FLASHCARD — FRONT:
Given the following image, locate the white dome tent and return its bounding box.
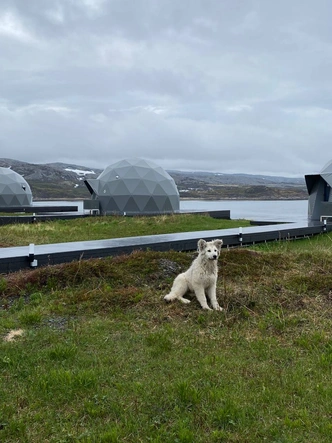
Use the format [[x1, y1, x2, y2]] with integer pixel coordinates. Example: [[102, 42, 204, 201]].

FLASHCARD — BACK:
[[0, 167, 33, 207], [84, 158, 180, 215]]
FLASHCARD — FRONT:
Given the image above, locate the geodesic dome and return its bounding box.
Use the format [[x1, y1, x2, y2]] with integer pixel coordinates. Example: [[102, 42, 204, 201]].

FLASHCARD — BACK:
[[84, 158, 180, 215], [0, 167, 33, 207]]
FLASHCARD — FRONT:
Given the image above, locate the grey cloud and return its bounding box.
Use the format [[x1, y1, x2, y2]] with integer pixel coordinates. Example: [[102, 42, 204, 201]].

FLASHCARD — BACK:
[[1, 0, 332, 176]]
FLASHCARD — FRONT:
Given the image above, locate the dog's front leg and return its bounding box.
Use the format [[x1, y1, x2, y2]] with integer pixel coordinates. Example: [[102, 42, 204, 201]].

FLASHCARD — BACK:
[[194, 287, 212, 310], [207, 285, 223, 311]]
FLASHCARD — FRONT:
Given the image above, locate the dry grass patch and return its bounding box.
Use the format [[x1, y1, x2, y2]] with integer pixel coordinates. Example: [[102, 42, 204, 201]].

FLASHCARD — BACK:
[[3, 329, 24, 342]]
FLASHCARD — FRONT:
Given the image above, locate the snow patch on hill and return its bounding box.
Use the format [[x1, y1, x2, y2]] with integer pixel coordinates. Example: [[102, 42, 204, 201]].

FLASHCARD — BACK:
[[65, 168, 96, 176]]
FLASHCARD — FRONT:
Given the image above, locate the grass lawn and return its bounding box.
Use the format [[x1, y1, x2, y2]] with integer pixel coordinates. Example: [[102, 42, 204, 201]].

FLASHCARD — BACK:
[[1, 220, 332, 442], [0, 214, 250, 247]]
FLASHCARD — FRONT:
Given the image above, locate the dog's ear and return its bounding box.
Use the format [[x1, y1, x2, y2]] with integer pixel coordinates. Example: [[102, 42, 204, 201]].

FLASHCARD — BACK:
[[198, 239, 207, 251], [213, 239, 223, 250]]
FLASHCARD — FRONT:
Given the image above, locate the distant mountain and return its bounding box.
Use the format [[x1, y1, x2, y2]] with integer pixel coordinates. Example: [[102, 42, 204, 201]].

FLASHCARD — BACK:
[[44, 162, 103, 177], [0, 158, 101, 199], [168, 170, 307, 200], [0, 158, 308, 200], [0, 158, 101, 181], [168, 170, 305, 187]]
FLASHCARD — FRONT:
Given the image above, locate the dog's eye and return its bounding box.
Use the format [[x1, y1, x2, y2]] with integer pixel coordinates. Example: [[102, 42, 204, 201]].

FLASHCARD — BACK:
[[207, 249, 211, 252]]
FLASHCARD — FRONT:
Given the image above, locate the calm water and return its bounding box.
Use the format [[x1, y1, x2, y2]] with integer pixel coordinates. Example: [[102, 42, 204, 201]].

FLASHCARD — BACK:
[[180, 200, 308, 222], [33, 199, 308, 222]]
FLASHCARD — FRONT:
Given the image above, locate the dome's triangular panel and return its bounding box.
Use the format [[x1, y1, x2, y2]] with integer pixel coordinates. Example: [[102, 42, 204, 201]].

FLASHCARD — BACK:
[[142, 196, 160, 213], [131, 180, 153, 195], [123, 196, 141, 214]]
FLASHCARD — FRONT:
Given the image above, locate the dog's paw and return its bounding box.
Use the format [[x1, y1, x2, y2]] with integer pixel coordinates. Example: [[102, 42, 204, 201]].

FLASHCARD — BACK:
[[164, 294, 173, 302], [179, 297, 191, 304], [213, 305, 223, 311]]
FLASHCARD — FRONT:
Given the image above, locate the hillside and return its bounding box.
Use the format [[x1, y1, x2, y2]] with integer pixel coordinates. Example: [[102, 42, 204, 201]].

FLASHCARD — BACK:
[[0, 158, 101, 199], [167, 170, 307, 200], [1, 235, 332, 442], [0, 158, 307, 200]]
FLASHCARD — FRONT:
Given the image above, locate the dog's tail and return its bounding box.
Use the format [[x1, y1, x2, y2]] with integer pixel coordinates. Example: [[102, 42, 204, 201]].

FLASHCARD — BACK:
[[164, 274, 191, 304], [164, 292, 191, 304]]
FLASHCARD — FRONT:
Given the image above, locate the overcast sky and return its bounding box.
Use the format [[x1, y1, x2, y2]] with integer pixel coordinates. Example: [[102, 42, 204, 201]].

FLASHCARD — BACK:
[[1, 0, 332, 176]]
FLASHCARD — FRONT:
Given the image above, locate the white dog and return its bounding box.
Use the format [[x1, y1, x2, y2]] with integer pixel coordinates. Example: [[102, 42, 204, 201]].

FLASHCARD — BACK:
[[164, 238, 223, 311]]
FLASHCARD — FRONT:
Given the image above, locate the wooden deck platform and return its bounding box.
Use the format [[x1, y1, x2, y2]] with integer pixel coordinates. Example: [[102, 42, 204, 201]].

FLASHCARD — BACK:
[[0, 221, 329, 274]]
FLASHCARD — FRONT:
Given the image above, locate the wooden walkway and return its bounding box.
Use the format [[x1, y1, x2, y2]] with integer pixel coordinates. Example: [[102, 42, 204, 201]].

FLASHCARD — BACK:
[[0, 221, 329, 274]]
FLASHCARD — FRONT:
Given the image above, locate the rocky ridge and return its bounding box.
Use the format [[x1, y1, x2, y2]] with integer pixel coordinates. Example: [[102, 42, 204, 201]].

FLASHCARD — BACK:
[[0, 158, 308, 200]]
